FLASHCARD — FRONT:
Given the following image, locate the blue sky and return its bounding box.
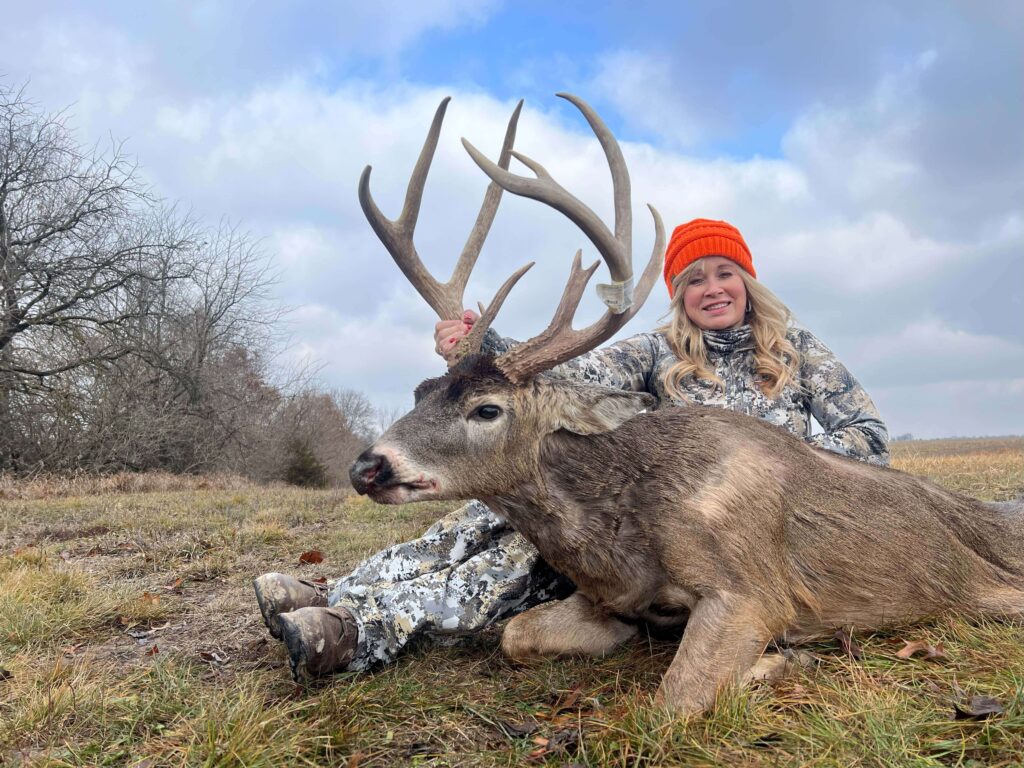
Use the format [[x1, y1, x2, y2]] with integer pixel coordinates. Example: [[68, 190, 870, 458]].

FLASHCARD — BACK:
[[2, 0, 1022, 438]]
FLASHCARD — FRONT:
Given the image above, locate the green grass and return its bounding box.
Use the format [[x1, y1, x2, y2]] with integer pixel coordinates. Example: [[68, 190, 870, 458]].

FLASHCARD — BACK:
[[1, 441, 1022, 766]]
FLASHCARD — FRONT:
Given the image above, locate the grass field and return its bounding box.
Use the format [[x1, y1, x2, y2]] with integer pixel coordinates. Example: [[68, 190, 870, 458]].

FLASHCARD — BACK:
[[1, 438, 1023, 766]]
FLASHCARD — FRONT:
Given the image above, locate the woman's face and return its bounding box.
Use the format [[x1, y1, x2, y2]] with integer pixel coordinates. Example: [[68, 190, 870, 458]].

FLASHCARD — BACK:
[[679, 256, 748, 330]]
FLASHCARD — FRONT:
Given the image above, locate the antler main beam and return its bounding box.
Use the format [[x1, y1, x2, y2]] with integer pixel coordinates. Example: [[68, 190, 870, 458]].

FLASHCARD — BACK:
[[461, 93, 666, 383], [358, 98, 524, 321]]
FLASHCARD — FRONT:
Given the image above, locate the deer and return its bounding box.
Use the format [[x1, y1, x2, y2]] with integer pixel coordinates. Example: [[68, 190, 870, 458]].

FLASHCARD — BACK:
[[349, 93, 1024, 717]]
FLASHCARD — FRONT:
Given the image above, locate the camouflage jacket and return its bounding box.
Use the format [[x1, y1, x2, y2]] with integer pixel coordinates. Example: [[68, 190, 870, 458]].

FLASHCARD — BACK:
[[486, 325, 890, 466]]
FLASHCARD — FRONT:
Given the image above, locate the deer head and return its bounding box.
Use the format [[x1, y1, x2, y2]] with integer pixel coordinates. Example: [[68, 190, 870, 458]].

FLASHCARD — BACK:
[[351, 94, 664, 504]]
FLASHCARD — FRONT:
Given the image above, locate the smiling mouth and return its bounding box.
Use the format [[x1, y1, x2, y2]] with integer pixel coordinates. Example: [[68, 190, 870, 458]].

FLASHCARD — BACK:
[[702, 301, 731, 312]]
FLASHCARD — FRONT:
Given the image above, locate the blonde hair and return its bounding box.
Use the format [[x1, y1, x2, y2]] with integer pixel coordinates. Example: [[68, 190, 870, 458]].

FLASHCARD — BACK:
[[657, 259, 800, 401]]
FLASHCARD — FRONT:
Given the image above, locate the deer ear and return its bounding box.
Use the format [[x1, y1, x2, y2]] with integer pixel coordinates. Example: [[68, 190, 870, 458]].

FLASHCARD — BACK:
[[553, 384, 656, 436]]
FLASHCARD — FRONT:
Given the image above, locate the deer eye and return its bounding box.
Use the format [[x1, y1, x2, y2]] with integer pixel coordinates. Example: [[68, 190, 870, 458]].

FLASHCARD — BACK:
[[473, 404, 503, 420]]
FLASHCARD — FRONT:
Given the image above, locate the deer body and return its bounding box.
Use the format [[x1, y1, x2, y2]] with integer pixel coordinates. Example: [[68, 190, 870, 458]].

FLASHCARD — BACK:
[[354, 358, 1024, 715], [490, 406, 1024, 637]]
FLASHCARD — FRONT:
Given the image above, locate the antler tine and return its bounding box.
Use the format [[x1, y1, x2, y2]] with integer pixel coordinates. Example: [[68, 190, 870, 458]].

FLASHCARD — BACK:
[[358, 98, 524, 321], [462, 141, 630, 284], [451, 100, 524, 301], [461, 96, 631, 284], [498, 204, 666, 383], [359, 98, 458, 319], [454, 261, 535, 361], [555, 92, 631, 263]]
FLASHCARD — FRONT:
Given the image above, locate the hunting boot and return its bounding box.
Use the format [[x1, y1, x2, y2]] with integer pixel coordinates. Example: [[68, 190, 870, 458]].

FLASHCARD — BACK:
[[278, 606, 359, 682], [252, 572, 329, 640]]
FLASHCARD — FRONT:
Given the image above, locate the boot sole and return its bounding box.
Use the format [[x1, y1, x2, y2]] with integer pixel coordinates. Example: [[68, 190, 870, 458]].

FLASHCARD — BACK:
[[279, 613, 310, 683], [252, 577, 284, 641]]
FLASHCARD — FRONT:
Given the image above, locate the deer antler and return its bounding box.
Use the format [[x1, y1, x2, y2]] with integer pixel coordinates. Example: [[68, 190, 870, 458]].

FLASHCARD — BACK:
[[461, 93, 665, 383], [358, 98, 525, 324]]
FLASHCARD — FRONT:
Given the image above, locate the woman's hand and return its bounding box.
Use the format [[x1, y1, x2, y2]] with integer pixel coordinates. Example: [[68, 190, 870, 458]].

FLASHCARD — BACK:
[[434, 309, 480, 362]]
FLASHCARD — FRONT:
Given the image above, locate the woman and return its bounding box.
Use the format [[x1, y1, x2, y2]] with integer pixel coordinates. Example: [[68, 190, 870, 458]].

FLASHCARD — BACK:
[[255, 218, 889, 680]]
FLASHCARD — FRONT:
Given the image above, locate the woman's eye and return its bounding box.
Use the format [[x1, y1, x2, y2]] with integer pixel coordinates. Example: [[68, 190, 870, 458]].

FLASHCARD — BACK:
[[474, 405, 502, 420], [689, 277, 704, 286]]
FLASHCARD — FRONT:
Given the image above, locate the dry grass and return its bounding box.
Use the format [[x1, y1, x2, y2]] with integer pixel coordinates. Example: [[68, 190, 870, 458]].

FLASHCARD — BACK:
[[892, 436, 1024, 501], [1, 439, 1023, 766], [0, 471, 267, 501]]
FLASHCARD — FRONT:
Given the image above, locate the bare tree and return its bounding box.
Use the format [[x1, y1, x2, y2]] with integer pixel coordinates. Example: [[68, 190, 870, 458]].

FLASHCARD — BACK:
[[375, 404, 406, 436], [0, 83, 379, 481], [0, 83, 194, 469]]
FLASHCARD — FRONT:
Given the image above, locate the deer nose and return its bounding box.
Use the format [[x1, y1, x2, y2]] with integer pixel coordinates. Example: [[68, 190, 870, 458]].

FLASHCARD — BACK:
[[349, 449, 393, 494]]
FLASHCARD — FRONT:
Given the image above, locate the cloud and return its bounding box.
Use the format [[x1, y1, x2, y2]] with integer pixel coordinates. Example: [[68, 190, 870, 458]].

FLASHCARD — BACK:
[[1, 2, 1019, 436], [590, 51, 706, 148], [852, 318, 1024, 389], [874, 378, 1024, 439]]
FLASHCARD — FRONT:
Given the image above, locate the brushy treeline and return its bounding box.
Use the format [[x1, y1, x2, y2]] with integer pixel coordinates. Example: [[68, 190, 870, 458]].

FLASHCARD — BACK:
[[0, 83, 374, 486]]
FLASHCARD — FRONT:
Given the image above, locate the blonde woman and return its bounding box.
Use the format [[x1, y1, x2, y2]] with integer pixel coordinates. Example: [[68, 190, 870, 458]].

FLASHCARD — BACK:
[[256, 218, 889, 680]]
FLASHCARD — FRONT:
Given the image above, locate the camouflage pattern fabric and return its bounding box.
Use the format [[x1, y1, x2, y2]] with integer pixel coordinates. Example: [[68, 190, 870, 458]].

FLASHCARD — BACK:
[[522, 325, 891, 466], [328, 500, 572, 671], [327, 324, 888, 671]]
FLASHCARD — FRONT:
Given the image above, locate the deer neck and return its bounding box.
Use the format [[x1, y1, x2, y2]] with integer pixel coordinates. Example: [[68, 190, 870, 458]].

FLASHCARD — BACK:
[[480, 430, 639, 591]]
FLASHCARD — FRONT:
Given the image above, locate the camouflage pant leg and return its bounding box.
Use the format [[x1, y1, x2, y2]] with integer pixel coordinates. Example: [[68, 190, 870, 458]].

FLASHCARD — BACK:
[[327, 500, 510, 600], [328, 507, 572, 672]]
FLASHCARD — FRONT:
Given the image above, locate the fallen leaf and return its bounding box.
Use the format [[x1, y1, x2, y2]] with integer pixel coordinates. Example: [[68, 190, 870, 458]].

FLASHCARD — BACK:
[[954, 695, 1004, 720], [162, 578, 184, 592], [146, 644, 159, 656], [310, 576, 328, 584], [834, 628, 863, 660], [141, 591, 160, 606], [345, 751, 364, 768], [298, 550, 325, 564], [532, 736, 549, 747], [895, 639, 948, 661], [199, 650, 228, 665]]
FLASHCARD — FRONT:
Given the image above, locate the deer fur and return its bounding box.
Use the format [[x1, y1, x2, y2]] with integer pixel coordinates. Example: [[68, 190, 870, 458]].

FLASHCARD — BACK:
[[351, 354, 1024, 717]]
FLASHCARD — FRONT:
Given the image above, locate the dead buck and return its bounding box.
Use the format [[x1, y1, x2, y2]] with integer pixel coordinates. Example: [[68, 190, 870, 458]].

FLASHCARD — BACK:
[[350, 94, 1024, 716]]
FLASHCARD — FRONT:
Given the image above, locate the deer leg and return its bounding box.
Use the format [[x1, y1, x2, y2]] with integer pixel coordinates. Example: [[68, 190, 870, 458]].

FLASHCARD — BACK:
[[655, 593, 774, 717], [501, 591, 637, 659]]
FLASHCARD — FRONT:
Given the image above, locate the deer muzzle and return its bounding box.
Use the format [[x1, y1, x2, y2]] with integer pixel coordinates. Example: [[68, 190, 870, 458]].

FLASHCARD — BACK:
[[349, 449, 394, 495]]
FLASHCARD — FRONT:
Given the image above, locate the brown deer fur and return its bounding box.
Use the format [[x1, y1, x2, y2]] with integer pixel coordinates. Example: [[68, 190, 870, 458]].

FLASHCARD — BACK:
[[351, 354, 1024, 716]]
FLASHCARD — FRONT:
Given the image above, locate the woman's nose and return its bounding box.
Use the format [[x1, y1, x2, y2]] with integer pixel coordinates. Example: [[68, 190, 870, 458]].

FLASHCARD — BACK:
[[704, 280, 724, 295]]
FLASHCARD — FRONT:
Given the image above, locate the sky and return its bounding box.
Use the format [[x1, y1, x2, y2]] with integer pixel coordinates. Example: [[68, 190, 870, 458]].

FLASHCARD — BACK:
[[1, 0, 1021, 439]]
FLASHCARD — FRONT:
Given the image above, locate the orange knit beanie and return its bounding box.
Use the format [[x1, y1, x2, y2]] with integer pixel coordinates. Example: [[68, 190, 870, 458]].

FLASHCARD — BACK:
[[663, 218, 756, 296]]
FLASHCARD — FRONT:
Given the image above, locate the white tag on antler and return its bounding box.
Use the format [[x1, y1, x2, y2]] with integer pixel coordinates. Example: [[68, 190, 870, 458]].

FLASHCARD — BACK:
[[596, 276, 634, 314]]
